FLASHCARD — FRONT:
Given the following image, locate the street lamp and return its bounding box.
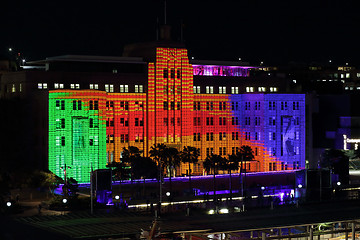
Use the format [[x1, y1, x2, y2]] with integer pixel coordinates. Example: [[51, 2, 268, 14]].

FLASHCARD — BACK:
[[60, 164, 71, 196], [6, 201, 12, 207]]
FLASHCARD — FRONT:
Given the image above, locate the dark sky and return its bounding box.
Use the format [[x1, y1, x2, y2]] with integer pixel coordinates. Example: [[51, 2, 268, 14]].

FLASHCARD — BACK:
[[1, 0, 359, 66]]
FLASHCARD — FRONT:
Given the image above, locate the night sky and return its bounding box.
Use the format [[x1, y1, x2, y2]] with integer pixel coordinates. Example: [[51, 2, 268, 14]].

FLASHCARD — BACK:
[[1, 0, 359, 66]]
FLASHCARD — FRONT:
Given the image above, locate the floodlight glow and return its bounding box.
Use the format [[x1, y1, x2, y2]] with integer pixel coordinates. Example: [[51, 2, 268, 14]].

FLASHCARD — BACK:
[[62, 198, 68, 204], [208, 209, 215, 215], [6, 202, 11, 207], [115, 195, 120, 200], [219, 208, 229, 214], [166, 192, 171, 197], [337, 182, 341, 186], [298, 184, 303, 188], [261, 186, 265, 190]]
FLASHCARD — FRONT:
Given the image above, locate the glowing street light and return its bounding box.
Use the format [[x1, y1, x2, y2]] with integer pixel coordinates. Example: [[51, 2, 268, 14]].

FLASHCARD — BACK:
[[6, 201, 12, 207], [337, 181, 341, 186], [62, 198, 68, 204], [166, 192, 171, 197], [8, 48, 12, 52], [298, 184, 303, 188]]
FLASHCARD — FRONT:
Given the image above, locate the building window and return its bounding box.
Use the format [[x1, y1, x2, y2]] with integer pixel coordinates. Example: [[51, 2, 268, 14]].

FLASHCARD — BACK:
[[206, 117, 214, 126], [232, 117, 239, 125], [219, 147, 226, 156], [120, 101, 129, 110], [258, 87, 266, 92], [255, 102, 260, 110], [193, 86, 201, 93], [245, 102, 250, 110], [254, 117, 260, 126], [269, 101, 276, 110], [193, 133, 201, 141], [269, 117, 275, 125], [219, 86, 226, 94], [206, 148, 214, 156], [246, 87, 254, 92], [135, 85, 143, 93], [270, 87, 278, 92], [38, 83, 47, 89], [193, 117, 201, 126], [219, 102, 226, 110], [56, 100, 65, 110], [163, 69, 168, 78], [206, 86, 214, 94], [293, 101, 300, 110], [194, 102, 201, 110], [61, 136, 65, 146], [245, 132, 250, 140], [232, 102, 239, 110], [206, 102, 214, 110], [269, 132, 276, 140], [72, 100, 82, 110], [232, 132, 239, 140], [219, 117, 226, 126], [163, 101, 168, 110], [231, 87, 239, 94], [245, 117, 250, 125], [90, 84, 99, 89], [281, 102, 288, 110]]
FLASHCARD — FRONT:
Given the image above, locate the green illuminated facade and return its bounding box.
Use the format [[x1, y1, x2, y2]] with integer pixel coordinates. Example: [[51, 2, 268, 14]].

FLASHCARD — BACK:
[[49, 90, 107, 182]]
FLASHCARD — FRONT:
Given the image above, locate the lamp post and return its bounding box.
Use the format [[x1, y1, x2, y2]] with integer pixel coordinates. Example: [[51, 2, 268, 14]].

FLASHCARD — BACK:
[[61, 164, 71, 197]]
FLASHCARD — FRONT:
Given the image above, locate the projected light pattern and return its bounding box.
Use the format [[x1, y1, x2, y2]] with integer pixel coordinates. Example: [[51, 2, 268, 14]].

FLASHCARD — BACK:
[[193, 65, 252, 77], [49, 47, 305, 182], [49, 90, 107, 182]]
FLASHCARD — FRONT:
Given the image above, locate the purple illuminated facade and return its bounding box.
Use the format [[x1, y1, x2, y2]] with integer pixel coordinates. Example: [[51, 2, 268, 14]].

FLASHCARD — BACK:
[[193, 65, 253, 77]]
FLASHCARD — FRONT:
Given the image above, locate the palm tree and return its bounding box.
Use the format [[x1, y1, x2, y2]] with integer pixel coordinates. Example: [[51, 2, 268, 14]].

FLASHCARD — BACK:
[[203, 154, 226, 201], [224, 154, 240, 200], [121, 146, 143, 183], [149, 143, 168, 203], [164, 147, 180, 193], [237, 145, 255, 197], [180, 146, 200, 193]]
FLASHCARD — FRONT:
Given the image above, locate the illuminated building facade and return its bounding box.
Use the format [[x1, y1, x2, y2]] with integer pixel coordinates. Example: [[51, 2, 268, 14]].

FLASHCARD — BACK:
[[47, 47, 305, 182]]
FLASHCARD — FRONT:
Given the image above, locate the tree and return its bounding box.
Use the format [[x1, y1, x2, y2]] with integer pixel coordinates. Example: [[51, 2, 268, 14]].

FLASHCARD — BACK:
[[223, 154, 240, 200], [107, 160, 128, 182], [26, 170, 63, 196], [121, 146, 143, 182], [149, 143, 168, 180], [180, 146, 200, 193], [62, 177, 79, 198], [203, 154, 226, 201], [149, 143, 168, 203], [164, 147, 180, 193], [131, 157, 158, 180], [237, 145, 255, 197]]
